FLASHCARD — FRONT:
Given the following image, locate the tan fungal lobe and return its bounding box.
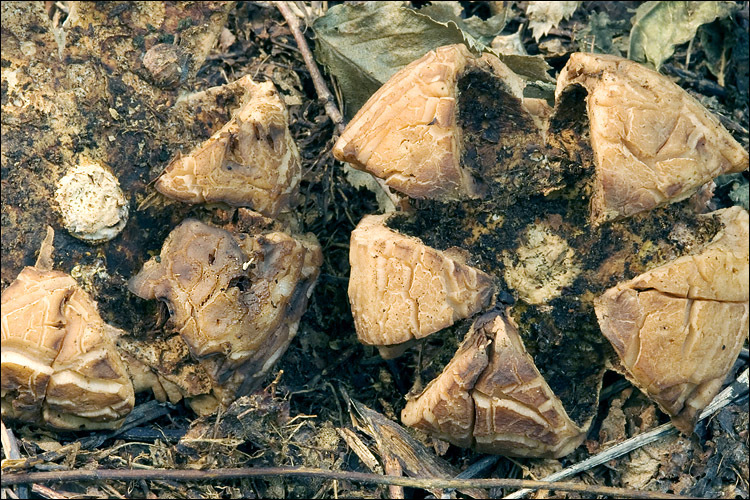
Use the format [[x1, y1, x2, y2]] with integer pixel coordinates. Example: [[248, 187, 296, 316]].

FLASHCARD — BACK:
[[333, 44, 525, 201], [556, 53, 749, 224], [348, 214, 495, 348], [128, 216, 322, 405], [156, 76, 301, 218], [1, 267, 134, 430], [402, 311, 588, 458], [595, 206, 749, 432]]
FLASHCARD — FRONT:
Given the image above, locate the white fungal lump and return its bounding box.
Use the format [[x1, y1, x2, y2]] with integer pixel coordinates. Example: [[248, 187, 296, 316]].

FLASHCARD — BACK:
[[54, 162, 129, 243]]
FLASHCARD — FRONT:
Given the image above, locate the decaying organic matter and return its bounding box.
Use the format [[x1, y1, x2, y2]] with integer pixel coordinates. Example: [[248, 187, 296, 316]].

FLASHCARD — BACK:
[[340, 46, 749, 457], [1, 229, 134, 430], [596, 206, 749, 433], [128, 212, 322, 408], [155, 75, 301, 218], [143, 43, 191, 89]]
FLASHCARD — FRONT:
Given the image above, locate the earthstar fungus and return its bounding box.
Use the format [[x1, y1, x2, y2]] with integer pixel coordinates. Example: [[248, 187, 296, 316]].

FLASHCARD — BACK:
[[339, 46, 749, 457]]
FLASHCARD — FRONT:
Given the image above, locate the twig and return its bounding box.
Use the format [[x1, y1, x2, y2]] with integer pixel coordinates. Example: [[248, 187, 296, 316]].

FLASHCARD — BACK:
[[30, 484, 73, 499], [1, 487, 19, 499], [504, 369, 749, 499], [273, 1, 402, 208], [274, 1, 345, 135], [0, 466, 696, 499], [441, 455, 501, 499], [1, 420, 29, 500]]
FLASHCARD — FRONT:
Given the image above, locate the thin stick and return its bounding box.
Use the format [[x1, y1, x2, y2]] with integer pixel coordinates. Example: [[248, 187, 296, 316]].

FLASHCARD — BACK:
[[273, 1, 402, 208], [1, 420, 29, 500], [504, 369, 749, 499], [31, 484, 73, 499], [0, 466, 696, 499], [274, 1, 345, 134]]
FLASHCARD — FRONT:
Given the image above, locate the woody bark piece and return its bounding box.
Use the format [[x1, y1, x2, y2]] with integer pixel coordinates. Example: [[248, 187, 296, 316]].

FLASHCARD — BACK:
[[556, 53, 749, 224], [333, 44, 526, 201], [155, 76, 301, 218], [129, 218, 322, 406], [595, 206, 749, 433], [348, 214, 495, 349], [402, 311, 589, 458]]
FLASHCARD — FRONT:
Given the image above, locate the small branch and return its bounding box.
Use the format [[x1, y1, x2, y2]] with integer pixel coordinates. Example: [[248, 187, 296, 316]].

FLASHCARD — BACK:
[[1, 420, 29, 499], [274, 1, 345, 135], [0, 466, 695, 499]]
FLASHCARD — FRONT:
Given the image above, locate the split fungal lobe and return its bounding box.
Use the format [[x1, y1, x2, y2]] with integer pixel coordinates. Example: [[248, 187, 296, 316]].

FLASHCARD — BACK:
[[155, 75, 301, 218], [595, 206, 749, 433], [340, 45, 749, 456], [348, 214, 495, 355], [334, 44, 527, 201], [402, 310, 589, 458], [557, 53, 749, 224], [128, 212, 322, 407], [1, 229, 134, 430]]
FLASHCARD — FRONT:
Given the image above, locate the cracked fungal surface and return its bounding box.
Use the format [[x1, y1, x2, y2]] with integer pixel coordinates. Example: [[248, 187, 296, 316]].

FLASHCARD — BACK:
[[596, 206, 749, 433], [557, 53, 748, 224], [128, 214, 322, 407], [333, 44, 526, 201], [1, 231, 134, 430], [402, 310, 590, 458], [155, 76, 301, 218], [348, 214, 495, 352], [336, 45, 749, 457]]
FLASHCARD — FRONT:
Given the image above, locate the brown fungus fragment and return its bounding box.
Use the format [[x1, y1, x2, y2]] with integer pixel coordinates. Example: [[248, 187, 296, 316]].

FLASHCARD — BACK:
[[155, 76, 301, 218], [128, 215, 322, 407], [1, 229, 134, 430], [556, 53, 749, 224], [348, 214, 495, 354], [333, 44, 527, 201], [402, 310, 590, 458], [595, 206, 749, 433]]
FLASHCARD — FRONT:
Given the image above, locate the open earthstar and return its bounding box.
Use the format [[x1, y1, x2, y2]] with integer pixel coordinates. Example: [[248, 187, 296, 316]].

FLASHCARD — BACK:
[[335, 45, 749, 457]]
